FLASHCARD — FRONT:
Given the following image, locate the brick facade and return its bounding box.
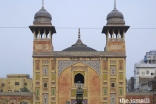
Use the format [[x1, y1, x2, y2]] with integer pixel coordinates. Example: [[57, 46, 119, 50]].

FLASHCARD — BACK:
[[0, 92, 33, 104]]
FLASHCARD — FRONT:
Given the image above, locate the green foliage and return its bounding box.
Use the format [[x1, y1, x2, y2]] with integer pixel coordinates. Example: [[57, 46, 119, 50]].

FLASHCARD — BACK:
[[20, 87, 29, 92]]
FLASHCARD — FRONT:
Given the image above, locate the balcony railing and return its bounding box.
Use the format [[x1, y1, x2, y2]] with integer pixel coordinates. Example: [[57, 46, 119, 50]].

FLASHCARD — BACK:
[[74, 83, 84, 87], [108, 38, 124, 41]]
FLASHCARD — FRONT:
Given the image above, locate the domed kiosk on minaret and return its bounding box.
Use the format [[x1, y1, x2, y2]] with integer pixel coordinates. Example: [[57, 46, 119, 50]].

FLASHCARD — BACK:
[[102, 0, 130, 51], [106, 8, 125, 25], [29, 1, 56, 52]]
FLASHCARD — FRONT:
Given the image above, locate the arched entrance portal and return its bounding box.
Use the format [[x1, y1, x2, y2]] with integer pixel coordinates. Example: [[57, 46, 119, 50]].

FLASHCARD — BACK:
[[74, 73, 84, 83]]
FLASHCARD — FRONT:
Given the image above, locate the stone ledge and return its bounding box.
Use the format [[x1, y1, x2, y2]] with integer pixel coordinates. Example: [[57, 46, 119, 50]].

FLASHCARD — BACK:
[[33, 51, 126, 57], [0, 92, 33, 96], [126, 92, 153, 95]]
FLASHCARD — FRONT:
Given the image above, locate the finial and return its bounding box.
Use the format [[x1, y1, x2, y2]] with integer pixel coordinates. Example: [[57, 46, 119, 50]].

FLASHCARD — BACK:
[[114, 0, 116, 10], [42, 0, 44, 8], [78, 28, 80, 39]]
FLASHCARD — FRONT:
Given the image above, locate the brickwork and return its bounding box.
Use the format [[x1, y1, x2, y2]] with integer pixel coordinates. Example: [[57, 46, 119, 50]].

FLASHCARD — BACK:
[[0, 92, 33, 104]]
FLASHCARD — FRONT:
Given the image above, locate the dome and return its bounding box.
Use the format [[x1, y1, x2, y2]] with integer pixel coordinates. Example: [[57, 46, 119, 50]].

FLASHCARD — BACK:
[[33, 7, 52, 25], [106, 9, 125, 25], [62, 39, 96, 51], [107, 9, 124, 20], [34, 7, 51, 19], [63, 29, 96, 51]]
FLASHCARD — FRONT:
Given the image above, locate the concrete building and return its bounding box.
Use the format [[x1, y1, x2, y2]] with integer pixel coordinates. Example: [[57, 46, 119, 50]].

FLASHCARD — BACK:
[[29, 1, 129, 104], [144, 50, 156, 64], [139, 81, 151, 91], [134, 50, 156, 90], [127, 77, 134, 92], [0, 74, 33, 92]]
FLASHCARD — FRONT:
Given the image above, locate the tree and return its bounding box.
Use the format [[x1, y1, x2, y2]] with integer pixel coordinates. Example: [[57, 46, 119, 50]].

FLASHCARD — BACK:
[[20, 87, 29, 92]]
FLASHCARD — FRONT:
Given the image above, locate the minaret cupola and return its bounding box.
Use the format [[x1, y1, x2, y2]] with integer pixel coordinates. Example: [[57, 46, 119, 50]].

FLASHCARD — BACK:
[[33, 4, 52, 25], [29, 0, 56, 53], [102, 0, 130, 52], [106, 9, 125, 25]]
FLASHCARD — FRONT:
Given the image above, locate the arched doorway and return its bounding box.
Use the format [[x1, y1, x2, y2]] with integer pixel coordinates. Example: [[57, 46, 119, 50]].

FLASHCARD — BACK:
[[74, 73, 84, 83]]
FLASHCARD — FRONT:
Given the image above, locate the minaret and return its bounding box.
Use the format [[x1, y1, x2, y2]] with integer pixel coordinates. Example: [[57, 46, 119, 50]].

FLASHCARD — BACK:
[[29, 0, 56, 53], [101, 0, 130, 103], [29, 1, 56, 104]]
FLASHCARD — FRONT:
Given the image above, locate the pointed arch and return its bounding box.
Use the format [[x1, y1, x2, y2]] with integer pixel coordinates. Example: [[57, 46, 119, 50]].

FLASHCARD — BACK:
[[74, 73, 84, 83], [43, 94, 48, 104], [58, 60, 100, 77]]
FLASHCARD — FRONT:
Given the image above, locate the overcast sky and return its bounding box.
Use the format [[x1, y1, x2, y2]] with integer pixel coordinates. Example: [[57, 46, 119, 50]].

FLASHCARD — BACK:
[[0, 0, 156, 79]]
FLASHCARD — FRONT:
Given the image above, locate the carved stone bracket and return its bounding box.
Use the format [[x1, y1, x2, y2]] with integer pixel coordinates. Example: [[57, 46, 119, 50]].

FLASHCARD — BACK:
[[58, 60, 100, 76], [42, 60, 49, 64]]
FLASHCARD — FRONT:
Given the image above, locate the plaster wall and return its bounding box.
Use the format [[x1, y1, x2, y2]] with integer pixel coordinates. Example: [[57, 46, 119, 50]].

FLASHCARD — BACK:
[[88, 67, 100, 104], [58, 66, 72, 104], [134, 67, 155, 89], [58, 62, 100, 104], [0, 76, 32, 92]]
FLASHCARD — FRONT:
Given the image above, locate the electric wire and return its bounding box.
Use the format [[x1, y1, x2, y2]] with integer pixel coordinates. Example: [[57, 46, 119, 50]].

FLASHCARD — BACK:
[[0, 27, 155, 29]]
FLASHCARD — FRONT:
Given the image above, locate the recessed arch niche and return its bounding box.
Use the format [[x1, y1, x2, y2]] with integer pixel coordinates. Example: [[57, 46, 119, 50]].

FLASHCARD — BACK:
[[74, 73, 84, 83]]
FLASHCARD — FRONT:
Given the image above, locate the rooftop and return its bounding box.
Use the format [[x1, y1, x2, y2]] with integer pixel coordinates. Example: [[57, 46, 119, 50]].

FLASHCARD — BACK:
[[6, 74, 30, 78]]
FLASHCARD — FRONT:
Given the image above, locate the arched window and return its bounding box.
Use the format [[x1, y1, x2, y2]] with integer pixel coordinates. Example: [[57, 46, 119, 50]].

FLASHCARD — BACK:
[[137, 71, 140, 75], [110, 66, 116, 76], [22, 102, 28, 104], [74, 73, 84, 83], [43, 94, 48, 104], [111, 94, 116, 104], [43, 66, 48, 75], [146, 70, 149, 74]]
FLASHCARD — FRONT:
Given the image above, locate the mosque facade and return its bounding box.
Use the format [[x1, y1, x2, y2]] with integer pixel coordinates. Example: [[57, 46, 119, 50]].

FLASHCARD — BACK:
[[29, 1, 129, 104]]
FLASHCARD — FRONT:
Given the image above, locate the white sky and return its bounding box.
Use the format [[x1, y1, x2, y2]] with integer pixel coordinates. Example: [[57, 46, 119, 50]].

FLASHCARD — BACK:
[[0, 0, 156, 80]]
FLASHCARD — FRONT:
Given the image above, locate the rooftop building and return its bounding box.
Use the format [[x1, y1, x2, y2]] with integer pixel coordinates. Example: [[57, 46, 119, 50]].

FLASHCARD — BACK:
[[144, 50, 156, 64], [134, 50, 156, 90], [0, 74, 33, 92]]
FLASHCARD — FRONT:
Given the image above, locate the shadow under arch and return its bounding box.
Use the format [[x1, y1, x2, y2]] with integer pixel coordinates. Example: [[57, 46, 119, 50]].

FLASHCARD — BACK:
[[74, 73, 84, 83]]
